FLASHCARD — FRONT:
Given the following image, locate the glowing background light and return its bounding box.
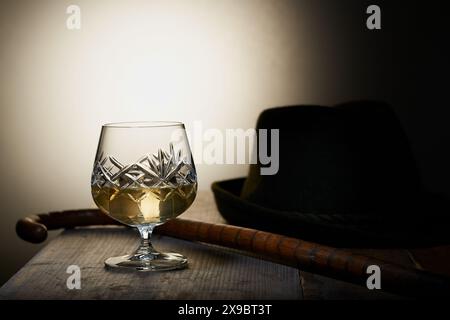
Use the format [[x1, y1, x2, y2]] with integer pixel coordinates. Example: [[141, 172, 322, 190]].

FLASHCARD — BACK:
[[0, 0, 393, 281], [0, 0, 315, 209]]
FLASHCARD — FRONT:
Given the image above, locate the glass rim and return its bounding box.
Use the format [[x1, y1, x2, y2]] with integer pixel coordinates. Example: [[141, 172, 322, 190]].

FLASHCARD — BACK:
[[102, 121, 184, 128]]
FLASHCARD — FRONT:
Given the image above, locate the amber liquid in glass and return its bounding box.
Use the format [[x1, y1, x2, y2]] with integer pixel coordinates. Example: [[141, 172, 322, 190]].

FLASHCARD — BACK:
[[92, 183, 197, 226]]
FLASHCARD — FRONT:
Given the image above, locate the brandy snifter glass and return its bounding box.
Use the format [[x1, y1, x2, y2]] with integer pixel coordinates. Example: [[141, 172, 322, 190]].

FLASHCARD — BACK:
[[91, 121, 197, 271]]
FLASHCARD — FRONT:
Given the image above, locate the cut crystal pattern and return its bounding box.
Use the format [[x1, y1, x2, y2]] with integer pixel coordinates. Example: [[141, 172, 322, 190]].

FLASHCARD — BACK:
[[91, 143, 197, 191]]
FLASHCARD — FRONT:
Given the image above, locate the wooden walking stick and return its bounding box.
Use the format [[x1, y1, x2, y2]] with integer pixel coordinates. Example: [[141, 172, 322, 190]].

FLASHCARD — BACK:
[[17, 209, 450, 298], [159, 218, 450, 298]]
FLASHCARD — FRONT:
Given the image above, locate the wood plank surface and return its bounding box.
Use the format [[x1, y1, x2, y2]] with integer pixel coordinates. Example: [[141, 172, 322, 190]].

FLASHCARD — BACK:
[[0, 227, 301, 300], [0, 191, 301, 300], [300, 249, 414, 300], [1, 190, 441, 300]]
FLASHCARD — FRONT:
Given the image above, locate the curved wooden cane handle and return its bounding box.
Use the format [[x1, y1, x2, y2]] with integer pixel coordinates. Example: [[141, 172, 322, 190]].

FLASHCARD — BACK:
[[16, 209, 120, 243], [15, 210, 450, 298]]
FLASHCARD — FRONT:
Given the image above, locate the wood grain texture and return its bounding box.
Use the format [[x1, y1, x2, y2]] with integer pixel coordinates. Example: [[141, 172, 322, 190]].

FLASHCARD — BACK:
[[0, 191, 301, 300], [300, 249, 415, 300], [179, 191, 227, 224], [2, 191, 442, 300], [0, 228, 301, 299], [156, 219, 450, 298]]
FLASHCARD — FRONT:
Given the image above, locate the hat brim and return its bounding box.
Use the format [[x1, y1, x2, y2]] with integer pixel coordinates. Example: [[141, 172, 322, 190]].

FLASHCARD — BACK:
[[211, 178, 450, 247]]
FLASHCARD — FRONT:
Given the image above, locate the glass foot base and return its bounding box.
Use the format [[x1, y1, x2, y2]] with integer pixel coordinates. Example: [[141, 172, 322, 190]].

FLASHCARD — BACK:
[[105, 252, 188, 271]]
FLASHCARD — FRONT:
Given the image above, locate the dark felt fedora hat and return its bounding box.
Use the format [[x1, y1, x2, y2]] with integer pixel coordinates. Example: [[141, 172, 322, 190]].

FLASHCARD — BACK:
[[212, 101, 450, 247]]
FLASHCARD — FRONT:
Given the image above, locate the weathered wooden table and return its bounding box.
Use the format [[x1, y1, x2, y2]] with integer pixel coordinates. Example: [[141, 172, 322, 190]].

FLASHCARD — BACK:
[[1, 191, 449, 299]]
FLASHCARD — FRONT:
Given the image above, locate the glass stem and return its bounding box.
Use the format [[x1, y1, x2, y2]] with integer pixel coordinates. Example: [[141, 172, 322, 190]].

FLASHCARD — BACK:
[[136, 224, 157, 257]]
